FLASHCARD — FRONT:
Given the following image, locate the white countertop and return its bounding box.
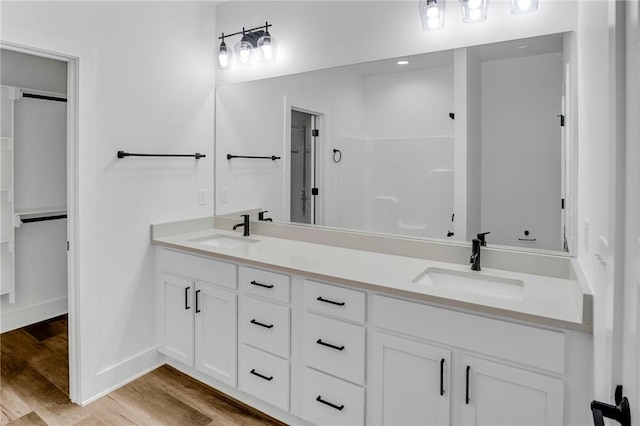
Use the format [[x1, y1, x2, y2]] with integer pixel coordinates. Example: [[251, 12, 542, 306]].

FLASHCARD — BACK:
[[152, 226, 591, 332]]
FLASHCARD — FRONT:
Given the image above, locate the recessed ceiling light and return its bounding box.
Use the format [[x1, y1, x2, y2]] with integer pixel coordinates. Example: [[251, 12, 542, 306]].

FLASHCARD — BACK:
[[517, 44, 529, 50], [397, 60, 410, 65]]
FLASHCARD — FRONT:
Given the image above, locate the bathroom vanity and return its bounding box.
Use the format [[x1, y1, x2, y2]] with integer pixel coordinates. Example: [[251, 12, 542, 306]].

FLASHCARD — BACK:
[[152, 218, 593, 426]]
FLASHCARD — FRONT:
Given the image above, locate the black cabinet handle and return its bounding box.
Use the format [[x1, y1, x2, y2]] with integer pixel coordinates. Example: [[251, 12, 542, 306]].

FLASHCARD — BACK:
[[250, 319, 274, 329], [440, 359, 445, 396], [317, 296, 345, 306], [250, 280, 274, 289], [465, 365, 471, 404], [195, 289, 201, 313], [185, 287, 190, 310], [250, 369, 273, 381], [316, 395, 344, 411], [316, 339, 345, 351]]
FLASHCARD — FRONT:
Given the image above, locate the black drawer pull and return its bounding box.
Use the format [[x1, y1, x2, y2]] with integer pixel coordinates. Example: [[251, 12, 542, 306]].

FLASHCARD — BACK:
[[316, 339, 345, 351], [440, 358, 445, 396], [316, 395, 344, 411], [250, 319, 274, 329], [317, 296, 345, 306], [251, 280, 274, 289], [185, 287, 190, 310], [195, 289, 201, 313], [250, 369, 273, 381], [465, 365, 471, 404]]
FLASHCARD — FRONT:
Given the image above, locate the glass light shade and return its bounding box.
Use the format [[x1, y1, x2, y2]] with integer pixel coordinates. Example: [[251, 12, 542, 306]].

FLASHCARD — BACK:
[[234, 38, 254, 66], [510, 0, 538, 14], [419, 0, 446, 31], [460, 0, 489, 23], [216, 41, 233, 69], [257, 32, 278, 63]]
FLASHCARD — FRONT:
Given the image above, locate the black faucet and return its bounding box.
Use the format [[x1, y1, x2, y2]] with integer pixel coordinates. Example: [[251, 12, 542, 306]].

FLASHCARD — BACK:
[[233, 214, 250, 236], [470, 232, 490, 271], [258, 211, 273, 222]]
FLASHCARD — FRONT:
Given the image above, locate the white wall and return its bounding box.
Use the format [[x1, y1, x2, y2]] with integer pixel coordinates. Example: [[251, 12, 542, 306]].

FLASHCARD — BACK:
[[1, 1, 215, 404], [481, 52, 563, 251]]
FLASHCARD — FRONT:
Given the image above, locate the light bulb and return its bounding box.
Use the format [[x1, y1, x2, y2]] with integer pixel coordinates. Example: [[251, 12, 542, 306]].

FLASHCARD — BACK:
[[426, 5, 440, 18], [219, 52, 229, 68], [239, 48, 250, 64], [262, 44, 273, 61], [517, 0, 531, 11], [468, 0, 482, 9], [427, 17, 441, 29]]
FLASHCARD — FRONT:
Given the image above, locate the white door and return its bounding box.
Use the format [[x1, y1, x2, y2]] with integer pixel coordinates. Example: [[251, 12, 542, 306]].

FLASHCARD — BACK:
[[194, 282, 237, 387], [461, 356, 563, 426], [371, 332, 451, 425], [158, 273, 194, 366]]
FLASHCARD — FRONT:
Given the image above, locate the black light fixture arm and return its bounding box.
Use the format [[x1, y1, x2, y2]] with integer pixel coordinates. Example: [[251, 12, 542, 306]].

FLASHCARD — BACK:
[[218, 22, 272, 40]]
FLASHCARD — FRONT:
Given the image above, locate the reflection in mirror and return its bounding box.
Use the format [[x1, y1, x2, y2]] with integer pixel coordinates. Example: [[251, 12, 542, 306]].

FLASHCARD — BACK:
[[215, 33, 573, 254]]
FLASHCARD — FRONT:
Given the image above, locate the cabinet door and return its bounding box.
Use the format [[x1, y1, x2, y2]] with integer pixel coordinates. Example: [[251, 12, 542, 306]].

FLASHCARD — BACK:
[[158, 273, 194, 366], [195, 283, 237, 387], [371, 332, 451, 425], [461, 356, 564, 426]]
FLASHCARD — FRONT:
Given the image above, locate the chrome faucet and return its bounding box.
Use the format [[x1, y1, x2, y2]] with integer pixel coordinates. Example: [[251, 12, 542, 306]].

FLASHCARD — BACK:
[[470, 232, 490, 271], [233, 214, 250, 236]]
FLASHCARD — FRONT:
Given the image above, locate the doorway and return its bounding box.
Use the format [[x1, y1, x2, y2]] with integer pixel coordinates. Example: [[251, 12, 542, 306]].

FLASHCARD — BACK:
[[290, 110, 318, 225], [0, 44, 78, 403]]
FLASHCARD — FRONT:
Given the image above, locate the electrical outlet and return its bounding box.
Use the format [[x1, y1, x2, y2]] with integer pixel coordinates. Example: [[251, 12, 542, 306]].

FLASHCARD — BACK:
[[198, 189, 206, 206], [584, 220, 589, 252]]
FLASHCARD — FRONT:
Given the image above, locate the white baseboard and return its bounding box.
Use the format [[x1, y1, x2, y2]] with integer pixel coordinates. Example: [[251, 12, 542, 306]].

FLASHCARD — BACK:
[[79, 347, 165, 406], [0, 296, 68, 333]]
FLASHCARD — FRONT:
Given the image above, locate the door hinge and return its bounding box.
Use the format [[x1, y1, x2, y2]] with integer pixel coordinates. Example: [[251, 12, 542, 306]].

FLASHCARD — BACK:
[[557, 114, 565, 127], [561, 198, 565, 210], [311, 129, 319, 137], [312, 188, 319, 196], [67, 241, 70, 251]]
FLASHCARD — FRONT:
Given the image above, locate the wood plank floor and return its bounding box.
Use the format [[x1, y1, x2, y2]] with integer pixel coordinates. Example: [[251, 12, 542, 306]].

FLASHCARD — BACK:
[[1, 316, 286, 425]]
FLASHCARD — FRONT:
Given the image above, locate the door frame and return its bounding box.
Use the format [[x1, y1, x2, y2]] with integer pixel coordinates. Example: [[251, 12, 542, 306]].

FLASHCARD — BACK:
[[283, 97, 327, 225], [1, 41, 81, 404]]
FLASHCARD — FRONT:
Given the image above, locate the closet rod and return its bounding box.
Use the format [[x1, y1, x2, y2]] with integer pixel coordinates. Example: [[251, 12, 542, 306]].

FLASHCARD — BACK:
[[227, 154, 281, 161], [21, 214, 67, 224], [22, 93, 67, 103], [117, 151, 206, 159]]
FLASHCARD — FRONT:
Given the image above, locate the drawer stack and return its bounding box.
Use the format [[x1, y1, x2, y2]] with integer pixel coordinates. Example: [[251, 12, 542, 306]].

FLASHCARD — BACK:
[[238, 266, 292, 411], [301, 280, 366, 426]]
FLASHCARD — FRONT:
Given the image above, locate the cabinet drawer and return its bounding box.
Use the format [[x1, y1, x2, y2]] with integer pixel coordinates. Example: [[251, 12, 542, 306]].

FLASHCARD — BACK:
[[158, 248, 237, 289], [240, 267, 290, 303], [303, 280, 366, 323], [238, 344, 290, 412], [302, 367, 365, 426], [303, 312, 365, 385], [239, 295, 290, 359], [373, 294, 566, 373]]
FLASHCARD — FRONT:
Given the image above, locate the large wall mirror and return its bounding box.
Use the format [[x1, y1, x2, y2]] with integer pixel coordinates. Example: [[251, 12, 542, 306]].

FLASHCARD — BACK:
[[215, 32, 575, 255]]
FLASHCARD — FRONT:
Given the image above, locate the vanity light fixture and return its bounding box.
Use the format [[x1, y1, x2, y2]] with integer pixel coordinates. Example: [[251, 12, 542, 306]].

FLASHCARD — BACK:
[[419, 0, 446, 31], [216, 22, 277, 69], [510, 0, 538, 14], [460, 0, 489, 23]]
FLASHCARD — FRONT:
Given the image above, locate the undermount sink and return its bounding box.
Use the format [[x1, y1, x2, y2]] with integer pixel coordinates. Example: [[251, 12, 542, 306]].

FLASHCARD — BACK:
[[413, 267, 525, 301], [189, 234, 259, 249]]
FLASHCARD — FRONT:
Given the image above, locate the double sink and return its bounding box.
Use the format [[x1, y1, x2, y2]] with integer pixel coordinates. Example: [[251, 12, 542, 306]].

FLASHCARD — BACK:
[[189, 234, 525, 302]]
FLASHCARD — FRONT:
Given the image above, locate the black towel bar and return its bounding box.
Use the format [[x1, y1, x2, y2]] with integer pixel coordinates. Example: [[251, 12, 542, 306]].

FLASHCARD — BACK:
[[117, 151, 205, 159], [227, 154, 280, 161]]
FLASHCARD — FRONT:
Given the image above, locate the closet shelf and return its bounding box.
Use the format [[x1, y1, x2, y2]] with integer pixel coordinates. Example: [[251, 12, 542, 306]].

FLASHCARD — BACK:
[[15, 208, 67, 227]]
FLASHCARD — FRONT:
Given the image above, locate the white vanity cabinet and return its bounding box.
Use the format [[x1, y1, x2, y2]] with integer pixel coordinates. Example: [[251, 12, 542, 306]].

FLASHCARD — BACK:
[[301, 280, 367, 426], [237, 266, 292, 412], [156, 248, 238, 387], [371, 332, 452, 425], [371, 294, 566, 426]]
